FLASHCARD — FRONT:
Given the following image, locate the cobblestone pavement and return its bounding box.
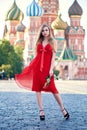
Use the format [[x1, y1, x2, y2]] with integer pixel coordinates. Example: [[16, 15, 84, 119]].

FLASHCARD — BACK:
[[0, 80, 87, 130]]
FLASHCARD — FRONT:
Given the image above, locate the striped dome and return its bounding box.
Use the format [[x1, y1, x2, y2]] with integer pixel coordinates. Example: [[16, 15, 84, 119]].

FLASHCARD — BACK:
[[17, 22, 26, 32], [5, 0, 24, 21], [26, 0, 42, 16], [51, 14, 68, 30], [68, 0, 83, 16]]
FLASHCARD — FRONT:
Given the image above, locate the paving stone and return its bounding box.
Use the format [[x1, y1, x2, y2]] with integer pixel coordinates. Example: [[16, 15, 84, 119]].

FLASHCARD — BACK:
[[0, 92, 87, 130]]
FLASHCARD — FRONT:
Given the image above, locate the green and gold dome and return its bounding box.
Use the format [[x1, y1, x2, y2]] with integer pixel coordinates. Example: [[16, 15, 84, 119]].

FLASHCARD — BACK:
[[5, 0, 24, 21], [51, 14, 68, 30]]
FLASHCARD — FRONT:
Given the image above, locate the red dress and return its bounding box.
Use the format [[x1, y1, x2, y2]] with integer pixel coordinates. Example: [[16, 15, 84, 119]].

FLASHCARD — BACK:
[[15, 43, 59, 93]]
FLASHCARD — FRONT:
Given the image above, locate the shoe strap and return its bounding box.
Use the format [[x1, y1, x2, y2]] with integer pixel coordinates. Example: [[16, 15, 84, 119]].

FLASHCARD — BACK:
[[40, 110, 44, 112], [62, 108, 65, 112]]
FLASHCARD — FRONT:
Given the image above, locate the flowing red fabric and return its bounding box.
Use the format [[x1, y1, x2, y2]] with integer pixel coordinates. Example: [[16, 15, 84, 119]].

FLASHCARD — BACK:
[[15, 43, 59, 93]]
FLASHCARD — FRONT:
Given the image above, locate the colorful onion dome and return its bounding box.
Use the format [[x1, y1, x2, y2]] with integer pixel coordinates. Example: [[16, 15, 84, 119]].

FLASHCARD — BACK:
[[5, 0, 24, 21], [51, 14, 68, 30], [17, 22, 26, 32], [68, 0, 83, 16], [26, 0, 42, 16]]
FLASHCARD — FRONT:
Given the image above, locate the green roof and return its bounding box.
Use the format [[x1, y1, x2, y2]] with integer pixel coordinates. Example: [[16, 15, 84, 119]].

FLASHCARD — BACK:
[[58, 45, 77, 61], [54, 38, 65, 41], [56, 52, 61, 57]]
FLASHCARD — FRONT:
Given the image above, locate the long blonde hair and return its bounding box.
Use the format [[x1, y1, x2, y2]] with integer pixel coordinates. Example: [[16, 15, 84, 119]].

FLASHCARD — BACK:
[[35, 23, 56, 52]]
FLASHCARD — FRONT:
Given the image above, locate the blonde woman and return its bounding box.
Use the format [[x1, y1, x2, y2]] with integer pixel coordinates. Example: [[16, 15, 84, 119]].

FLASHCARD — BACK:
[[15, 23, 69, 120]]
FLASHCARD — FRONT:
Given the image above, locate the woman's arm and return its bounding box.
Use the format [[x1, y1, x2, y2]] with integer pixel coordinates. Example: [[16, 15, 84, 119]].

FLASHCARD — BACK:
[[49, 52, 56, 76], [49, 40, 57, 76], [33, 45, 37, 58]]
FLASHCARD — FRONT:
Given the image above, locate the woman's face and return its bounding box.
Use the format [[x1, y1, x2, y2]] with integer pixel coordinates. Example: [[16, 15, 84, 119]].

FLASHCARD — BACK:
[[41, 26, 50, 38]]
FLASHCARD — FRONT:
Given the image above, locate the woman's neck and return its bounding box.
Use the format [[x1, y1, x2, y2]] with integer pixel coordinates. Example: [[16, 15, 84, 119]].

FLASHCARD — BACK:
[[43, 38, 48, 42], [42, 39, 48, 47], [43, 39, 48, 43]]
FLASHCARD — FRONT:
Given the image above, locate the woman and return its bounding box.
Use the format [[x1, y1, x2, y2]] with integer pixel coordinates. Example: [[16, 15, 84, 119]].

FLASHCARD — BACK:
[[15, 23, 69, 120]]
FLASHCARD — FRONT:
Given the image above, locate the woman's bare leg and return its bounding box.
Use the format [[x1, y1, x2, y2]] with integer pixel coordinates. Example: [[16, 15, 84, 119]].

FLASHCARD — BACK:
[[53, 93, 68, 116], [36, 92, 45, 120], [36, 92, 43, 110]]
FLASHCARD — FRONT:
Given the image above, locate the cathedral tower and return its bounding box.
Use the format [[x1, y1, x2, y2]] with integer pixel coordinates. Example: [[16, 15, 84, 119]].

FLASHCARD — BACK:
[[51, 14, 68, 57], [65, 0, 85, 57], [26, 0, 42, 50], [5, 0, 24, 45], [38, 0, 59, 26]]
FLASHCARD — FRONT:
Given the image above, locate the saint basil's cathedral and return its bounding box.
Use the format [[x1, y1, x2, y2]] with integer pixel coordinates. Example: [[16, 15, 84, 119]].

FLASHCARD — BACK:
[[3, 0, 87, 80]]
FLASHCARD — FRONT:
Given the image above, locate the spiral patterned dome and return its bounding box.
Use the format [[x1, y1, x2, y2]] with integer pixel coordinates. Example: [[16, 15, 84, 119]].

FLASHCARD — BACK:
[[51, 14, 68, 30], [68, 0, 83, 16], [5, 0, 24, 21], [17, 22, 26, 32], [26, 0, 42, 16]]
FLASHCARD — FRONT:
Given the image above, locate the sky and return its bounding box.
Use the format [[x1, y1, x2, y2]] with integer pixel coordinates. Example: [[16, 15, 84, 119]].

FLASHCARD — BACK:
[[0, 0, 87, 57]]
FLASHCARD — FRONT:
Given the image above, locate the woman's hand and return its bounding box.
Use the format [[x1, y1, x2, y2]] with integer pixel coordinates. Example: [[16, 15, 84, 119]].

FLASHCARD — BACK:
[[49, 69, 53, 77], [43, 75, 51, 88]]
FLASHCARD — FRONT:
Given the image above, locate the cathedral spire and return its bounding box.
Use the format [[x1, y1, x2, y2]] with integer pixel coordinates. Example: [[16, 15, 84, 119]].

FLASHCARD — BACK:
[[38, 0, 59, 15], [39, 0, 59, 26]]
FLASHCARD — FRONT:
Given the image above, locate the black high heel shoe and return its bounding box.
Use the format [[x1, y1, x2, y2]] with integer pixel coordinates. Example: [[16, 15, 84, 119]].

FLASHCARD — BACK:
[[39, 110, 45, 120], [62, 108, 70, 120]]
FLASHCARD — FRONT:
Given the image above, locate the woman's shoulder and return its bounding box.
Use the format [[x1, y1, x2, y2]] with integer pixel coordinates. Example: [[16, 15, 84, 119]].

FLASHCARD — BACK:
[[37, 43, 42, 46], [36, 43, 42, 47]]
